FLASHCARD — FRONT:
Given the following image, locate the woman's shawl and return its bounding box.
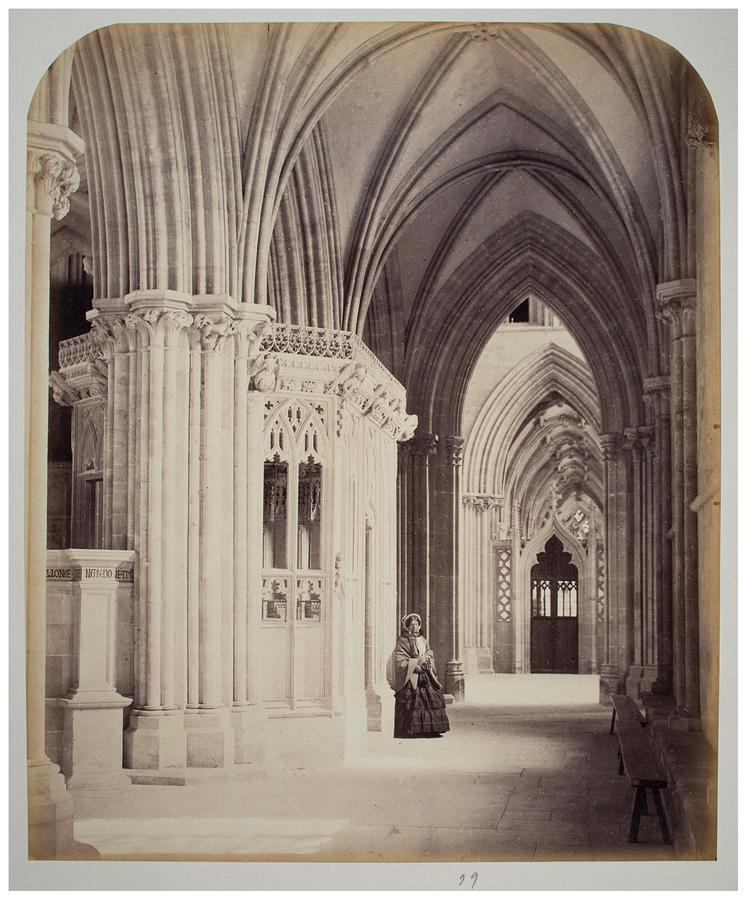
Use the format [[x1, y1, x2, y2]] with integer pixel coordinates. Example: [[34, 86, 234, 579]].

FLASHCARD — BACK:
[[391, 634, 436, 693]]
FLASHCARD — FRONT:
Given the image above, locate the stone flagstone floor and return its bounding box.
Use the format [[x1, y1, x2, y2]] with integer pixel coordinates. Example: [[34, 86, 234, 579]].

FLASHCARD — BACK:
[[71, 703, 678, 862]]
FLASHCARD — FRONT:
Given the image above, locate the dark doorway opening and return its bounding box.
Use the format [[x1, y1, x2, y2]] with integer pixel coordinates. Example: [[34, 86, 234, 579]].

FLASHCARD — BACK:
[[530, 535, 579, 673]]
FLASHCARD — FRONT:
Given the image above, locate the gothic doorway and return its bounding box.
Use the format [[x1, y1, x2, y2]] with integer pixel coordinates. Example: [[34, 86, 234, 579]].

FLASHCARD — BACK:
[[530, 535, 579, 673]]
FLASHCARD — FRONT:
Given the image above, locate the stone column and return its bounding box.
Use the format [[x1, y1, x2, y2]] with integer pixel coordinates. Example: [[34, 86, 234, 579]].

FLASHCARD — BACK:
[[232, 308, 274, 764], [461, 494, 501, 673], [443, 436, 466, 702], [656, 280, 700, 720], [623, 425, 656, 697], [57, 551, 134, 790], [460, 496, 478, 671], [182, 303, 238, 767], [599, 432, 628, 697], [396, 442, 414, 624], [411, 434, 438, 632], [26, 121, 83, 857], [122, 292, 193, 769], [510, 500, 526, 673], [643, 376, 673, 694], [587, 513, 599, 673], [88, 302, 132, 552]]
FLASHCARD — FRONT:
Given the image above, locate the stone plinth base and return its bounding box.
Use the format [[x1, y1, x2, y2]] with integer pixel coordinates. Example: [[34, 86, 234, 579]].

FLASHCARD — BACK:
[[444, 660, 465, 702], [184, 709, 235, 768], [667, 710, 703, 732], [232, 705, 268, 766], [625, 665, 659, 698], [365, 684, 394, 737], [60, 691, 132, 790], [124, 710, 187, 769], [27, 759, 75, 859], [462, 647, 494, 676], [599, 667, 622, 702]]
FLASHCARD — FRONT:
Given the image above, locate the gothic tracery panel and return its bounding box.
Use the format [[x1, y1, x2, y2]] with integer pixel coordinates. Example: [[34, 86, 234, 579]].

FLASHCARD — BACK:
[[496, 548, 512, 623]]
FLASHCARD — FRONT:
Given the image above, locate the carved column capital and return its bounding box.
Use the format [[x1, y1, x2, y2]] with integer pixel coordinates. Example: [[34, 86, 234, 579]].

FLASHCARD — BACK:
[[27, 146, 81, 220], [599, 431, 625, 462], [125, 307, 194, 350], [443, 435, 465, 467], [624, 425, 654, 453], [395, 414, 418, 443], [413, 433, 439, 460], [462, 493, 502, 511], [655, 279, 697, 337], [234, 310, 275, 359], [643, 375, 671, 419], [192, 313, 238, 352], [89, 315, 132, 360]]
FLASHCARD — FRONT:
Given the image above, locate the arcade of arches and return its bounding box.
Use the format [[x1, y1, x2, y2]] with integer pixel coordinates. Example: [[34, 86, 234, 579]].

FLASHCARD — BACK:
[[26, 21, 720, 859]]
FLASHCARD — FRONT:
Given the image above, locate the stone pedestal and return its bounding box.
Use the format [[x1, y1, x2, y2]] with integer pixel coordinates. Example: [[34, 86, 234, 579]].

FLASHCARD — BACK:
[[184, 710, 235, 768], [124, 712, 186, 769], [59, 699, 131, 790], [56, 551, 134, 788]]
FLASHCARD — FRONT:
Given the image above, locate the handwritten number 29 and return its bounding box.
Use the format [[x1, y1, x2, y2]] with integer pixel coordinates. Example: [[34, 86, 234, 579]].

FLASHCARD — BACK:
[[458, 872, 478, 890]]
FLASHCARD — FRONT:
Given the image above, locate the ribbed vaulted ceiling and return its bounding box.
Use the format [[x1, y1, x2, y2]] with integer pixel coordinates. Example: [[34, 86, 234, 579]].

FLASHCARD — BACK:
[[48, 21, 714, 435]]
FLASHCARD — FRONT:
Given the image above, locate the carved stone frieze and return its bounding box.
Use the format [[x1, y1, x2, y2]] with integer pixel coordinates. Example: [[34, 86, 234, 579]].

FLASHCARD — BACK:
[[326, 361, 367, 398]]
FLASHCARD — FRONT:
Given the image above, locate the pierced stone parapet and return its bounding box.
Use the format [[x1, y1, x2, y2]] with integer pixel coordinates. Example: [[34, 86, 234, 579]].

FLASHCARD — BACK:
[[57, 320, 416, 441], [260, 322, 405, 401], [59, 332, 97, 369]]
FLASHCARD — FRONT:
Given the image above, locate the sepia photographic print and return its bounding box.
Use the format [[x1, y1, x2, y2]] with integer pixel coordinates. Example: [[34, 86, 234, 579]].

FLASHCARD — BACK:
[[11, 8, 737, 892]]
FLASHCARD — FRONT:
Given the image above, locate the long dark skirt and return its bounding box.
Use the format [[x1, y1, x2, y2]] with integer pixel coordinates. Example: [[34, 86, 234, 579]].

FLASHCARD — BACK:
[[394, 675, 450, 738]]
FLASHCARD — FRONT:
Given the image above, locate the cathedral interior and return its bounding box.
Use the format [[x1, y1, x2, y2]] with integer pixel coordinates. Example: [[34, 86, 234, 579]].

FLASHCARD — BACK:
[[23, 19, 722, 868]]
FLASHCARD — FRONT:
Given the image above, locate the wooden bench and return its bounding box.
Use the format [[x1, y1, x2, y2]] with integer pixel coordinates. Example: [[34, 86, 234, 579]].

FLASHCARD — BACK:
[[615, 717, 672, 844], [609, 693, 646, 734]]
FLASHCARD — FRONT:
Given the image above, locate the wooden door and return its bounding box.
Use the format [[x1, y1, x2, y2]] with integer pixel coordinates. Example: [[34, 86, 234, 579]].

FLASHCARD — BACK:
[[530, 535, 579, 673]]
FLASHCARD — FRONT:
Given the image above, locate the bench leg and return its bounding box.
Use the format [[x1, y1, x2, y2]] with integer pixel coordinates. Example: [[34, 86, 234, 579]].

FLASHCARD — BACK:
[[627, 787, 646, 843], [610, 708, 616, 734], [651, 788, 673, 844]]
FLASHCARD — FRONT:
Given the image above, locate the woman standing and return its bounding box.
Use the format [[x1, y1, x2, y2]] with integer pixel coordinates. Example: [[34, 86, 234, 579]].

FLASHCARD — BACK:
[[391, 613, 450, 738]]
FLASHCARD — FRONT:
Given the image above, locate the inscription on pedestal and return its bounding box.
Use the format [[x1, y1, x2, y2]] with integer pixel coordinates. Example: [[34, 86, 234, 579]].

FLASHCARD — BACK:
[[46, 565, 134, 583]]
